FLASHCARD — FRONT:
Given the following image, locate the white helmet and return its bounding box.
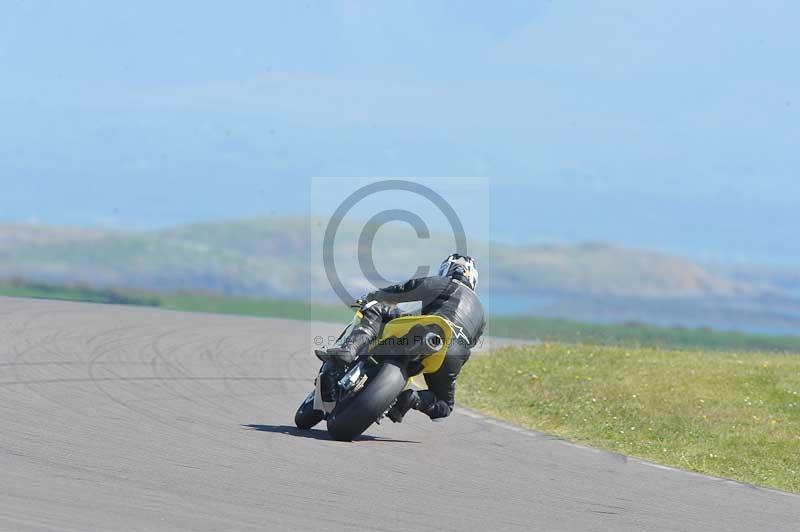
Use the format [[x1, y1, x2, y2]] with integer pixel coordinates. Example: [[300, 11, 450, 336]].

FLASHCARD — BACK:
[[437, 253, 478, 291]]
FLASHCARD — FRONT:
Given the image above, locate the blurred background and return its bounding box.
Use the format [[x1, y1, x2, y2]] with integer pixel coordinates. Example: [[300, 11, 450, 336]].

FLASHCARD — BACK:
[[2, 1, 798, 343]]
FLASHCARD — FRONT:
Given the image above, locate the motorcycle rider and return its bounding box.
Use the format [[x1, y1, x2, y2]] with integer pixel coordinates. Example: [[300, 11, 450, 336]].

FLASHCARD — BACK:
[[324, 253, 485, 423]]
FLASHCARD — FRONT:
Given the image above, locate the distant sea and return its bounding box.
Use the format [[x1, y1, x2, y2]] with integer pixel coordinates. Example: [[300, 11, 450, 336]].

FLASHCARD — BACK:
[[486, 290, 800, 337]]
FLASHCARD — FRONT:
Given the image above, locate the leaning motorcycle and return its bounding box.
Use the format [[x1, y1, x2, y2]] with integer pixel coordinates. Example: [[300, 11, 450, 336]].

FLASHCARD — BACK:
[[294, 301, 453, 441]]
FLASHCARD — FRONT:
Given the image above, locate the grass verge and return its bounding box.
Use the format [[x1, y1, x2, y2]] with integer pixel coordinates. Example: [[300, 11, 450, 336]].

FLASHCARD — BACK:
[[0, 279, 351, 322], [0, 280, 161, 306], [459, 343, 800, 493], [157, 292, 351, 322], [489, 315, 800, 353]]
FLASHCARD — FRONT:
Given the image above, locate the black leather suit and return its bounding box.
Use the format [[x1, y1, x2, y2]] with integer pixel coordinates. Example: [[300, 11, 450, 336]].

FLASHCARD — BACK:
[[361, 276, 486, 419]]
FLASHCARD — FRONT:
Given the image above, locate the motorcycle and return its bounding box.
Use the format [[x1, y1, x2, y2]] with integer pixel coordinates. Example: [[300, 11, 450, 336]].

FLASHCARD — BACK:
[[294, 301, 453, 441]]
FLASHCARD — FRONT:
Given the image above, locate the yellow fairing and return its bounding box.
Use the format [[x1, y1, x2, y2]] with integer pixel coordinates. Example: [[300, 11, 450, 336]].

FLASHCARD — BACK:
[[375, 315, 453, 375]]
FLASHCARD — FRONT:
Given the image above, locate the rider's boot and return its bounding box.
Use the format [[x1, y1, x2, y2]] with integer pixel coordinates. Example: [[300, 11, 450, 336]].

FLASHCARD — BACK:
[[324, 327, 375, 366]]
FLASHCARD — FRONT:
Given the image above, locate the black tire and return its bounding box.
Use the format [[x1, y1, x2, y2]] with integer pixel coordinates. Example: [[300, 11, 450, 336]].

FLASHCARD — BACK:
[[326, 362, 407, 441], [294, 391, 324, 430]]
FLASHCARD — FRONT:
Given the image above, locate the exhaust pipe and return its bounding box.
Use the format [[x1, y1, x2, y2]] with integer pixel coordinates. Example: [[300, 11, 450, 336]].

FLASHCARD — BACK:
[[422, 331, 443, 352]]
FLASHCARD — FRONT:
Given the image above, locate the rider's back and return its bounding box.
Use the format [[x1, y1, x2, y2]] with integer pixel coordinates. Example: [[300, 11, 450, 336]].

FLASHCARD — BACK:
[[372, 276, 485, 348]]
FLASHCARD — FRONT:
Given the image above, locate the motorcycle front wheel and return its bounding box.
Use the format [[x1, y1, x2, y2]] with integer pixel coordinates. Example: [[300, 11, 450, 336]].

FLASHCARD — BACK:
[[326, 362, 406, 441], [294, 391, 324, 430]]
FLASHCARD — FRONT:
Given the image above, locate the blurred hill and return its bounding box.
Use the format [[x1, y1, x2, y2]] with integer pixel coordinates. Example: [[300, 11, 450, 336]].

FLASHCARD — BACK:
[[1, 218, 798, 334]]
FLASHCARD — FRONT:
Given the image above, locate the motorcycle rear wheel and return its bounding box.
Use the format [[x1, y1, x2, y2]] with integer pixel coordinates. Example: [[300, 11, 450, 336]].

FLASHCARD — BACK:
[[326, 362, 406, 441]]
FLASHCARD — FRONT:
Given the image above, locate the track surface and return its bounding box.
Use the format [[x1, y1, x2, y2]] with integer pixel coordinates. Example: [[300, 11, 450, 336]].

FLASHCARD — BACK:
[[0, 297, 797, 531]]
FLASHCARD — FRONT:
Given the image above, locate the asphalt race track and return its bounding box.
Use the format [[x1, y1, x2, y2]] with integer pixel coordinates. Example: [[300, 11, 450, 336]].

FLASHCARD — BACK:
[[0, 297, 797, 531]]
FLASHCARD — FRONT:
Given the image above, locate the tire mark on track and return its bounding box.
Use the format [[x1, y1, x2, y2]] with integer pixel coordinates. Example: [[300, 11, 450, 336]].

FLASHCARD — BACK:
[[149, 328, 261, 418], [83, 323, 277, 455], [0, 376, 307, 387]]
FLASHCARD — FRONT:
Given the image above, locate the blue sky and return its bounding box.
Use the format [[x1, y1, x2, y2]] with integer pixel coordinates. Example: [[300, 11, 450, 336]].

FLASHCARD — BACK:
[[1, 1, 798, 263]]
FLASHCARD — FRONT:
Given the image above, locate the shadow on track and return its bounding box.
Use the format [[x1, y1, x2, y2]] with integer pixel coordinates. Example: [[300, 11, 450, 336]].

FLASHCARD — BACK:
[[242, 424, 420, 444]]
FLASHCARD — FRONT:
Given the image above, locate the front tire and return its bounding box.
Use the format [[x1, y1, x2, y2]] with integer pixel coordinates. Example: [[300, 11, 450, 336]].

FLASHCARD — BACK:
[[326, 362, 407, 441], [294, 391, 324, 429]]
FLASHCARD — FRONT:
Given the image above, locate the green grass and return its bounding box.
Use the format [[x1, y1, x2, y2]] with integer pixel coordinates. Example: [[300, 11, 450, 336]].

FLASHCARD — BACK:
[[0, 280, 352, 322], [488, 315, 800, 353], [0, 280, 160, 306], [158, 292, 352, 322], [459, 344, 800, 493]]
